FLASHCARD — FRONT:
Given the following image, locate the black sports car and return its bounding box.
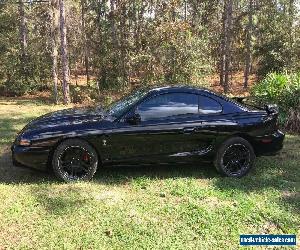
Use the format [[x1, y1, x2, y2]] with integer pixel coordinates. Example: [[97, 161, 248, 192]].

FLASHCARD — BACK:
[[12, 86, 285, 182]]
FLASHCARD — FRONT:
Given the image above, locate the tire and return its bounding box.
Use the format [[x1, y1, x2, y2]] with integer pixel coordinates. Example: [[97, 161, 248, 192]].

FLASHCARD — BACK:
[[213, 137, 255, 177], [52, 139, 98, 182]]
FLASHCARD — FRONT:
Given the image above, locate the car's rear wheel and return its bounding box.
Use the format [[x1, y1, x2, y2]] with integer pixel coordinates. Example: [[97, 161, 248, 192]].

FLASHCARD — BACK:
[[52, 139, 98, 182], [214, 137, 255, 177]]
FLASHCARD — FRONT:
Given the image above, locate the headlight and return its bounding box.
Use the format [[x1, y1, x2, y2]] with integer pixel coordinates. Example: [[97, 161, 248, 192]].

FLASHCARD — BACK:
[[19, 139, 31, 146]]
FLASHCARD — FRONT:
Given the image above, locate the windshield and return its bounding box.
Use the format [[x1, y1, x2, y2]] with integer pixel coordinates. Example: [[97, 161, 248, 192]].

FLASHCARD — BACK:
[[107, 88, 149, 118]]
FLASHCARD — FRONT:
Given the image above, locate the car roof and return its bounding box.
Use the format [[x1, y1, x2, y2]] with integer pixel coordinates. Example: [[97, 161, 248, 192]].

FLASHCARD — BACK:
[[147, 85, 228, 100], [148, 85, 213, 94], [144, 85, 247, 112]]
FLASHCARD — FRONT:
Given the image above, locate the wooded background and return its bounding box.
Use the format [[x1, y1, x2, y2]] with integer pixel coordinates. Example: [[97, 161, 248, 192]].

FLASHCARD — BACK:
[[0, 0, 299, 104]]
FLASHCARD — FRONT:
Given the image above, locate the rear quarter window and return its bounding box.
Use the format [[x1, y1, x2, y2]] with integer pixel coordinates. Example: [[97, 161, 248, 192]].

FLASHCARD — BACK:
[[199, 96, 222, 114]]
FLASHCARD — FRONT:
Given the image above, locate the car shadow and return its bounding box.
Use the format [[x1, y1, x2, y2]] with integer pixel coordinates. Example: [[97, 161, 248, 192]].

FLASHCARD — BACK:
[[1, 135, 299, 213], [1, 142, 299, 219], [94, 161, 217, 185], [0, 144, 298, 193]]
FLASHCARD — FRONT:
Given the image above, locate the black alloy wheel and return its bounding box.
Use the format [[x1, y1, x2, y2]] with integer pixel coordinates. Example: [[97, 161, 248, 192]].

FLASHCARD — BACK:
[[52, 139, 98, 182], [221, 144, 250, 176], [214, 137, 255, 177]]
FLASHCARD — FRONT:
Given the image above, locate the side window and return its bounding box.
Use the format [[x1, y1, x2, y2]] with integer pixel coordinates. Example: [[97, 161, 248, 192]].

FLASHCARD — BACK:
[[199, 96, 222, 114], [137, 93, 199, 121]]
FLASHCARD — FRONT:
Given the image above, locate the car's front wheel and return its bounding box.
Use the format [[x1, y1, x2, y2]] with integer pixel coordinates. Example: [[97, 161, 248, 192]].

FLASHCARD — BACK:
[[52, 139, 98, 182], [214, 137, 255, 177]]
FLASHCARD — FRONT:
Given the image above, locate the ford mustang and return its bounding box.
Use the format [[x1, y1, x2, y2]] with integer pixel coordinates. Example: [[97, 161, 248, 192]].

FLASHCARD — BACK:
[[12, 86, 285, 182]]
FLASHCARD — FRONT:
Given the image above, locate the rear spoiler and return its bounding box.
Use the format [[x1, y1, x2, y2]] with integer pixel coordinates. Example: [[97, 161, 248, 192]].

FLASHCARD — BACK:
[[265, 104, 279, 115], [232, 97, 246, 103], [232, 96, 279, 115]]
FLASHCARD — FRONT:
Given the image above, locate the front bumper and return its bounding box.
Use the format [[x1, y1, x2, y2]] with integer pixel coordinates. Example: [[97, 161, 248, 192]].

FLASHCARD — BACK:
[[253, 130, 285, 156], [11, 145, 50, 171]]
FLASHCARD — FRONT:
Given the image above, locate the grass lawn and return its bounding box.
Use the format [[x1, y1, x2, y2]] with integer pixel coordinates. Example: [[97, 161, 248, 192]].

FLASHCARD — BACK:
[[0, 97, 299, 249]]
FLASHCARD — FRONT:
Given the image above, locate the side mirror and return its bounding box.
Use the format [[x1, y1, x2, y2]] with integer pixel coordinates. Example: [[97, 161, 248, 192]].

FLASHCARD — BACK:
[[126, 113, 141, 125]]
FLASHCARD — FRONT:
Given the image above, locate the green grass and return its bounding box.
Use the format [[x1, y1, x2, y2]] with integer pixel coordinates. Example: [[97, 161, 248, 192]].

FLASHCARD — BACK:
[[0, 97, 299, 249]]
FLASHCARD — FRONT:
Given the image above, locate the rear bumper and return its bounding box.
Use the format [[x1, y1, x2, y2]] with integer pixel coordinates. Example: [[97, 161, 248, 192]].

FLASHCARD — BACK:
[[253, 130, 285, 156], [11, 145, 50, 171]]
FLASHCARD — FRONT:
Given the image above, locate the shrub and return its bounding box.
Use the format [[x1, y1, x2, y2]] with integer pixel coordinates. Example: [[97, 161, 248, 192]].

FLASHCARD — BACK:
[[70, 83, 100, 104], [285, 107, 300, 133], [0, 78, 49, 96], [252, 72, 300, 111], [252, 72, 300, 132]]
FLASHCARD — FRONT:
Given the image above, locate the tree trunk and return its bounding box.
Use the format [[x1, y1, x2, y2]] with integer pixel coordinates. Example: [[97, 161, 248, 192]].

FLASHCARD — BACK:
[[120, 2, 128, 82], [59, 0, 70, 104], [184, 0, 187, 21], [133, 0, 139, 51], [81, 0, 90, 84], [244, 0, 253, 89], [110, 0, 118, 48], [223, 0, 233, 93], [168, 3, 176, 82], [50, 0, 59, 104], [219, 4, 226, 88], [288, 0, 294, 68], [18, 0, 28, 81]]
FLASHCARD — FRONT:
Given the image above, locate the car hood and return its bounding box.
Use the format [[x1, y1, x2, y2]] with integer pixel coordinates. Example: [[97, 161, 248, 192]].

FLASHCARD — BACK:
[[23, 106, 107, 131]]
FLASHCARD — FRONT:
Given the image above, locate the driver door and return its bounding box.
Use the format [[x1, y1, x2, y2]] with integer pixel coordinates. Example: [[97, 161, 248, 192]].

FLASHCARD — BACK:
[[105, 92, 205, 164]]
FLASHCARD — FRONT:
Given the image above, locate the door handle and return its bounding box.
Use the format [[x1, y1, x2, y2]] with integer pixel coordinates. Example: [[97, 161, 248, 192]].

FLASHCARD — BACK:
[[183, 127, 195, 134]]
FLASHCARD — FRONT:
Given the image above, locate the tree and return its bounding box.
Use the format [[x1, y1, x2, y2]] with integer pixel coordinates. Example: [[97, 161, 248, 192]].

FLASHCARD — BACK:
[[18, 0, 28, 81], [244, 0, 253, 89], [59, 0, 70, 104], [81, 0, 90, 84], [1, 0, 300, 100], [220, 0, 233, 93], [50, 0, 59, 104], [255, 0, 297, 77]]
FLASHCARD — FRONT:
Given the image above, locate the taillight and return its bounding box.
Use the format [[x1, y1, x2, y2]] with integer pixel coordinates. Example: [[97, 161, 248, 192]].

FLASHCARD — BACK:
[[261, 138, 272, 143]]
